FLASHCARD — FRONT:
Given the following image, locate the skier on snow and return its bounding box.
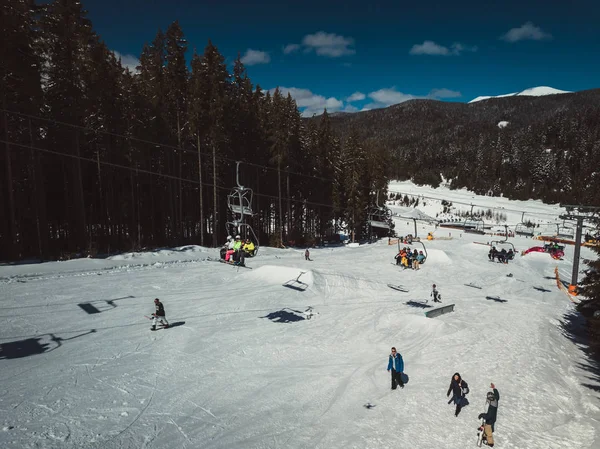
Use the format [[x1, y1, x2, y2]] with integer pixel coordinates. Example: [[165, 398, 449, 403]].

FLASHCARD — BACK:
[[387, 347, 405, 390], [431, 284, 441, 303], [478, 383, 500, 447], [151, 298, 169, 330], [447, 372, 469, 416]]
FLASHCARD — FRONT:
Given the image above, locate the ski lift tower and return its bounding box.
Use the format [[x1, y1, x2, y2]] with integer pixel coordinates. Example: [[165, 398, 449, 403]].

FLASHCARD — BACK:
[[226, 162, 259, 256], [559, 204, 600, 295]]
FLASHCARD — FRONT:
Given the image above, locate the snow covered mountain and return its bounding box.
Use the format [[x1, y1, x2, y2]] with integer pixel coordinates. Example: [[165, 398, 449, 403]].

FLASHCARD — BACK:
[[469, 86, 572, 103]]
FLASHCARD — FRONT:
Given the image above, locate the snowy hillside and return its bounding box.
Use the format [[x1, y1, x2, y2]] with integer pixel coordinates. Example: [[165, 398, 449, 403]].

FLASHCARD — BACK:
[[469, 86, 572, 103], [1, 183, 599, 449]]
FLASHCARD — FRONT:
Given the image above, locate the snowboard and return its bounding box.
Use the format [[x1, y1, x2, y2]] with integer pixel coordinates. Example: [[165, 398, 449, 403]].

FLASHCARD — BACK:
[[150, 324, 169, 331], [465, 283, 482, 289], [217, 259, 253, 269], [477, 421, 484, 447], [387, 284, 409, 292]]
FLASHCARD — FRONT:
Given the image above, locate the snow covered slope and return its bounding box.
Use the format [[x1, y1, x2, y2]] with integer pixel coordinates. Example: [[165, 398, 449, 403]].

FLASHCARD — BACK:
[[1, 184, 599, 449], [469, 86, 572, 103]]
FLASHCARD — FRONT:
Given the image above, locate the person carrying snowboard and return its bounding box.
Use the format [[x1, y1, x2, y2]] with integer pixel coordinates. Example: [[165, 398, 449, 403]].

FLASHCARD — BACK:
[[387, 347, 405, 390], [447, 372, 469, 416], [478, 383, 500, 447], [151, 298, 169, 330], [431, 284, 441, 303]]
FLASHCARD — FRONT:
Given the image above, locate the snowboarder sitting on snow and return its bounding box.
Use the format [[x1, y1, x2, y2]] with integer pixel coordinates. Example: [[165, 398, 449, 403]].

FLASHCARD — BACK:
[[447, 372, 469, 416], [387, 347, 405, 390], [478, 383, 500, 447], [431, 284, 441, 302], [151, 298, 169, 330]]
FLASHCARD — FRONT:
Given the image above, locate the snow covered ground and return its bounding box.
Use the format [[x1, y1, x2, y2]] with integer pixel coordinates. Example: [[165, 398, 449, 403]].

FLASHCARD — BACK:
[[1, 185, 599, 449]]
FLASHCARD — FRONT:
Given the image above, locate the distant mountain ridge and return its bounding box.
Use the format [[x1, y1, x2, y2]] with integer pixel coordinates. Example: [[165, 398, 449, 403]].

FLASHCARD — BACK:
[[468, 86, 572, 103], [320, 87, 600, 206]]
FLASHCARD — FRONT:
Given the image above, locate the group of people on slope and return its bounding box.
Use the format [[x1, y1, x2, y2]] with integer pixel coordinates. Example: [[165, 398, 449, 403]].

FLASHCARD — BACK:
[[388, 348, 500, 447], [395, 247, 426, 270], [488, 246, 514, 264], [220, 235, 255, 265]]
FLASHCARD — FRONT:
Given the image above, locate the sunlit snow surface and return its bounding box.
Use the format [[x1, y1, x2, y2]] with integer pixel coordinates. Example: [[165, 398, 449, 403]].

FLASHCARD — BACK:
[[1, 184, 599, 449]]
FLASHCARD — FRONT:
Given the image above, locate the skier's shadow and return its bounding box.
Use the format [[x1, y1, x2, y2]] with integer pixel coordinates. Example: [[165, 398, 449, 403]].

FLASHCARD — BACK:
[[166, 321, 185, 328], [405, 300, 432, 309], [533, 286, 552, 293]]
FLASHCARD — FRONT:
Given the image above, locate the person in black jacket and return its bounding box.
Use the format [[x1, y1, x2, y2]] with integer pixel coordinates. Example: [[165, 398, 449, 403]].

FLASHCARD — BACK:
[[447, 372, 469, 416], [151, 298, 169, 330], [478, 383, 500, 447]]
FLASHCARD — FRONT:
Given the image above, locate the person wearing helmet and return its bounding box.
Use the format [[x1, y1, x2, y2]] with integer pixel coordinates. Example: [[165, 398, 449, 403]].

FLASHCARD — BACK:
[[225, 235, 239, 262], [417, 250, 426, 265], [150, 298, 169, 330], [431, 284, 441, 303], [478, 383, 500, 447], [221, 235, 233, 259]]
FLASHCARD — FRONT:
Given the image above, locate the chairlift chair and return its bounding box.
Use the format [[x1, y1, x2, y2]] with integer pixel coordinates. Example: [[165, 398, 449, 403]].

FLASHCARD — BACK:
[[515, 212, 535, 237], [463, 218, 485, 235], [396, 239, 428, 264], [225, 161, 260, 257], [557, 220, 574, 239]]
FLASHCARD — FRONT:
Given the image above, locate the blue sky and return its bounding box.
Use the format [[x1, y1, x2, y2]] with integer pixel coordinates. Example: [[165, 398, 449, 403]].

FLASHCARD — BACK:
[[87, 0, 600, 116]]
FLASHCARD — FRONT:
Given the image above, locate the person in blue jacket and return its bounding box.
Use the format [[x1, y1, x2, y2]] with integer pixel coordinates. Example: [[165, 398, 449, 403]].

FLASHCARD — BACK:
[[447, 372, 469, 416], [387, 347, 404, 389]]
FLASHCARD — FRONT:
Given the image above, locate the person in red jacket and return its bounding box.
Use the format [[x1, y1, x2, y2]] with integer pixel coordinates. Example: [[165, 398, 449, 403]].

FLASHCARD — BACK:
[[151, 298, 169, 331]]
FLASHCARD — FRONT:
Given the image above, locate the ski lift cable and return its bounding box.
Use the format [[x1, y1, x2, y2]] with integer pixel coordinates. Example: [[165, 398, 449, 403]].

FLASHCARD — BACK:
[[1, 107, 334, 183], [0, 138, 341, 211]]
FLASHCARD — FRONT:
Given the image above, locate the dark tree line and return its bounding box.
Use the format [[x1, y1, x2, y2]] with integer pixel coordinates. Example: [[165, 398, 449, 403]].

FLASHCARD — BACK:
[[327, 90, 600, 206], [0, 0, 389, 261]]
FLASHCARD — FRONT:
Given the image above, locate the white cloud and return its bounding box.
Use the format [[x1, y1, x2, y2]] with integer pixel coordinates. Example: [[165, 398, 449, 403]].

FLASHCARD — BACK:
[[501, 22, 552, 42], [409, 40, 476, 56], [112, 50, 140, 73], [428, 88, 462, 99], [362, 86, 462, 110], [342, 104, 359, 113], [347, 91, 366, 102], [283, 44, 301, 54], [300, 31, 355, 57], [368, 88, 417, 106], [268, 86, 344, 117], [240, 49, 271, 66]]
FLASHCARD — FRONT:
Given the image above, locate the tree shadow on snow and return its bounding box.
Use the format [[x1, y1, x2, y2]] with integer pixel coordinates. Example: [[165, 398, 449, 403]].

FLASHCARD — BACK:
[[559, 311, 600, 398], [261, 309, 306, 323], [0, 330, 96, 360]]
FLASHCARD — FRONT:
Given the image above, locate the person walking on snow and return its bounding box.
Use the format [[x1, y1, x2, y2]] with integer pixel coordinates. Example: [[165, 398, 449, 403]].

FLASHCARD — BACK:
[[447, 372, 469, 416], [305, 249, 311, 261], [387, 347, 405, 390], [431, 284, 442, 303], [478, 383, 500, 447], [151, 298, 169, 330]]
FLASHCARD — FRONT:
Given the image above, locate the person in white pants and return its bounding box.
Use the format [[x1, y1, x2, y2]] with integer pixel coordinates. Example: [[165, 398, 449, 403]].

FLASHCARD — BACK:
[[151, 298, 169, 330]]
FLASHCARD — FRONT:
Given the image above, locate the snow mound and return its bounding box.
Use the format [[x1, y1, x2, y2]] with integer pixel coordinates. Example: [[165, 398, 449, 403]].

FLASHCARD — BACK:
[[469, 86, 571, 103], [244, 265, 314, 286], [422, 248, 452, 265]]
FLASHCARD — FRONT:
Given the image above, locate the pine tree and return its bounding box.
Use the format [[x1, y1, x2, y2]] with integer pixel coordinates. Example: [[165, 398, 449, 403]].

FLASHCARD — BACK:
[[42, 0, 96, 254], [1, 0, 46, 259], [343, 129, 368, 242]]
